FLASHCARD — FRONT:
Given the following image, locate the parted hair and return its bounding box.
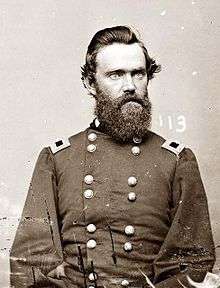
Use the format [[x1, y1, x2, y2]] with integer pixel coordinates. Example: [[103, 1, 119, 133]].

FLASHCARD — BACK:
[[81, 26, 161, 85]]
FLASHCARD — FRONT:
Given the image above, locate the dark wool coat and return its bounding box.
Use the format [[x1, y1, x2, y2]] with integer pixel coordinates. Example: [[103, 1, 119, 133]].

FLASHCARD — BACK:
[[10, 125, 215, 288]]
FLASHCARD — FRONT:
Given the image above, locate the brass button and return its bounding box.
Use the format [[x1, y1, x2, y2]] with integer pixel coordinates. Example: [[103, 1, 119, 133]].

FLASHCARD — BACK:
[[128, 176, 137, 187], [84, 175, 94, 185], [87, 239, 96, 249], [84, 189, 94, 199], [121, 279, 129, 286], [125, 225, 135, 236], [87, 224, 96, 233], [88, 272, 98, 281], [88, 133, 97, 142], [87, 144, 96, 153], [133, 136, 142, 144], [123, 242, 133, 252], [131, 146, 140, 156], [128, 192, 136, 202]]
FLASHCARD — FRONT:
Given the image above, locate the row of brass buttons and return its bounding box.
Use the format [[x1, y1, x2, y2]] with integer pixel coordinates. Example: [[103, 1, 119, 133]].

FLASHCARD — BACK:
[[84, 132, 142, 287]]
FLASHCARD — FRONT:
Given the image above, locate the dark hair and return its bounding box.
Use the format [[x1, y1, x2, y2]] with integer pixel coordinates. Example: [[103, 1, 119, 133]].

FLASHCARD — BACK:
[[81, 26, 161, 85]]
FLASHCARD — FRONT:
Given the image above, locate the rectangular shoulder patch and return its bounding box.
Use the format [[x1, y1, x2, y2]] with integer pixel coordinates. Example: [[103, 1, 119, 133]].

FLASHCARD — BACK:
[[50, 137, 70, 154], [161, 140, 185, 156]]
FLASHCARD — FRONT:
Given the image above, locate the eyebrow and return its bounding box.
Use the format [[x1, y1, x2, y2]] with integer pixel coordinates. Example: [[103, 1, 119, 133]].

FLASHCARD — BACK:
[[105, 69, 124, 76], [131, 68, 146, 73], [105, 67, 146, 76]]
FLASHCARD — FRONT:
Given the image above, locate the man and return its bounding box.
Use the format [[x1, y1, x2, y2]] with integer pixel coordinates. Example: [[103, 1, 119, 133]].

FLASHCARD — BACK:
[[10, 26, 215, 288]]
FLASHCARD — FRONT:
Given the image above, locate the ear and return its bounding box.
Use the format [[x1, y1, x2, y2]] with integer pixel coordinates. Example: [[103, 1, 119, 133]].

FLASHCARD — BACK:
[[83, 77, 97, 97]]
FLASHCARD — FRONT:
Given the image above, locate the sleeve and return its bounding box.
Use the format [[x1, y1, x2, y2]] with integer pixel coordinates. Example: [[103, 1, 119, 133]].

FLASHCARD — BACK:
[[10, 148, 67, 288], [153, 148, 216, 288]]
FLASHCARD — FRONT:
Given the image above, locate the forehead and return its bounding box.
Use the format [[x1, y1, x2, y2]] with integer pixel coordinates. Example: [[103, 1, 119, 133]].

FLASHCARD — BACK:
[[96, 43, 146, 72]]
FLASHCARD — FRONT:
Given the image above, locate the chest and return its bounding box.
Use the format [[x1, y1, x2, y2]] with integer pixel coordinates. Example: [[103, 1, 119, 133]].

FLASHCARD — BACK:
[[57, 136, 174, 234]]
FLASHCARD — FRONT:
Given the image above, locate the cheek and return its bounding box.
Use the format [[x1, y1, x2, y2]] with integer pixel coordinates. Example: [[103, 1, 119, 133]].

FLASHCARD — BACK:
[[98, 80, 122, 95], [135, 78, 148, 92]]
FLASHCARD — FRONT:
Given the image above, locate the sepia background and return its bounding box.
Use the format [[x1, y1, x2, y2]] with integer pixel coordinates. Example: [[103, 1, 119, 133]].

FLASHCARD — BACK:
[[0, 1, 220, 286]]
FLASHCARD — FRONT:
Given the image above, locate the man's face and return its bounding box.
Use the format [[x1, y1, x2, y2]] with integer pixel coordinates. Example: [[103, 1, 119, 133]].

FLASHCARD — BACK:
[[90, 42, 152, 143], [94, 43, 148, 117]]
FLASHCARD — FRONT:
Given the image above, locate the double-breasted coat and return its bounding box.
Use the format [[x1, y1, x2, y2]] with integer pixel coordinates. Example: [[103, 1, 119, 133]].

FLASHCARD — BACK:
[[10, 122, 215, 287]]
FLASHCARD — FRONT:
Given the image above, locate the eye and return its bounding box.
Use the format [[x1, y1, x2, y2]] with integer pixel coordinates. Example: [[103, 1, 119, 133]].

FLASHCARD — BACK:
[[109, 71, 123, 80], [133, 70, 146, 79]]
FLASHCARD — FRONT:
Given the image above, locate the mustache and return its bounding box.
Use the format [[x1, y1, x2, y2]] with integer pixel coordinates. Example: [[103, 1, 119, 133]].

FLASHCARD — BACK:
[[116, 93, 148, 108]]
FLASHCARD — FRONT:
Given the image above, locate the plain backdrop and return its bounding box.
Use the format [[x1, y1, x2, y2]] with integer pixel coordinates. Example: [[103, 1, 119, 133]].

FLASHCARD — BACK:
[[0, 1, 220, 287]]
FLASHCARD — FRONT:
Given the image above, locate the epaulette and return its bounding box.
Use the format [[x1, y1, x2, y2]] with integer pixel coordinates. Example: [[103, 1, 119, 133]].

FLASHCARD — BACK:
[[161, 139, 185, 156], [50, 137, 71, 154]]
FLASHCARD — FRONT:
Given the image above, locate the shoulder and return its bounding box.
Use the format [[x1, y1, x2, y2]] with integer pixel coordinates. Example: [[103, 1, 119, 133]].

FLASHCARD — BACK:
[[36, 129, 89, 173], [146, 131, 184, 155], [34, 129, 88, 167], [146, 130, 193, 160], [147, 132, 201, 182], [48, 129, 88, 155]]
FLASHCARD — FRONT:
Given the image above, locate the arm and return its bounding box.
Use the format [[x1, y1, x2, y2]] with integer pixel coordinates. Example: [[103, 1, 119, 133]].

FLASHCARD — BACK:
[[153, 148, 216, 287], [10, 148, 66, 287]]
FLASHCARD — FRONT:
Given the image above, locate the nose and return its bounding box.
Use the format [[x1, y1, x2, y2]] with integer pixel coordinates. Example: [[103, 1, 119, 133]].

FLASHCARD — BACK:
[[122, 74, 136, 93]]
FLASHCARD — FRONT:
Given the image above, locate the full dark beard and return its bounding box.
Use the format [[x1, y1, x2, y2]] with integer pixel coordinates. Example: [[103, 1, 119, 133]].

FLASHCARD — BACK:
[[94, 86, 152, 143]]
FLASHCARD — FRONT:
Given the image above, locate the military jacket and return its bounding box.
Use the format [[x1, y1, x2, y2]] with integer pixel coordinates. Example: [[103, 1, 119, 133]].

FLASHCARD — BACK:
[[10, 124, 215, 288]]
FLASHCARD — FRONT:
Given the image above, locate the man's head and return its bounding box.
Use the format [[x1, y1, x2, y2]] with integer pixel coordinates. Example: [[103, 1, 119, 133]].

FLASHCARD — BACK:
[[81, 26, 161, 143]]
